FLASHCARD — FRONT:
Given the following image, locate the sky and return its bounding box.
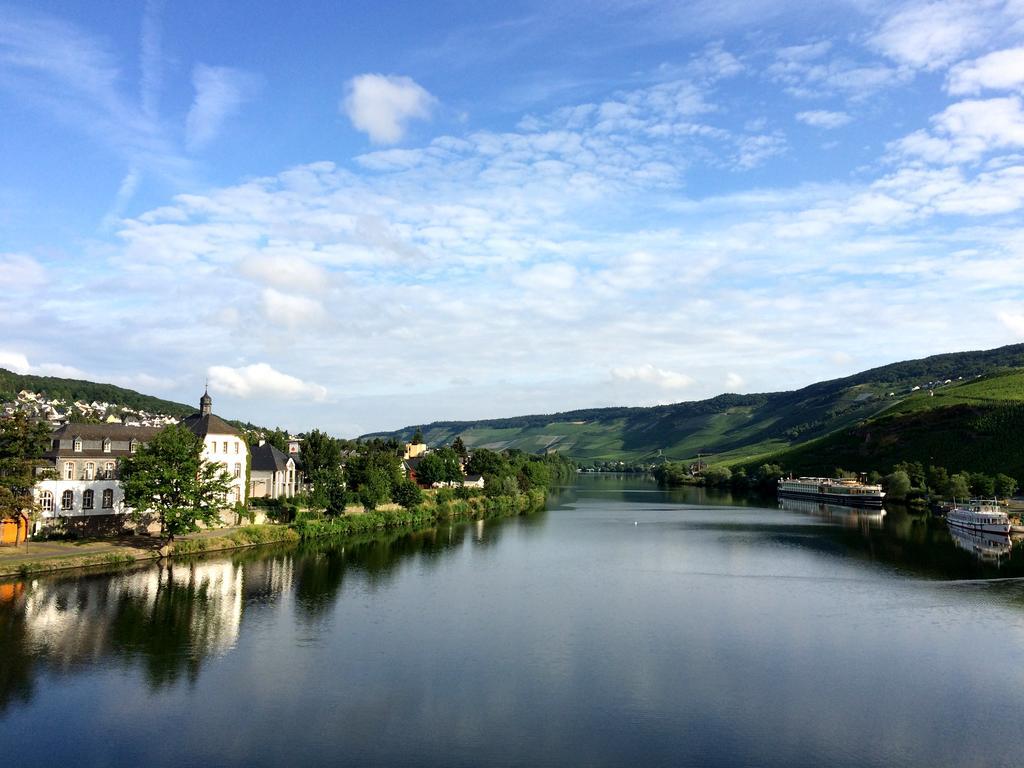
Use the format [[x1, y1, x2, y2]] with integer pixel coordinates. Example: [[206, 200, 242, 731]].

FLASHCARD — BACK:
[[2, 0, 1024, 436]]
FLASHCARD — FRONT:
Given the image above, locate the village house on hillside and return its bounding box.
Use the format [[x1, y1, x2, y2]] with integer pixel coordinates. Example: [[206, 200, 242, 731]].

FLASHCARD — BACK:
[[31, 389, 247, 533]]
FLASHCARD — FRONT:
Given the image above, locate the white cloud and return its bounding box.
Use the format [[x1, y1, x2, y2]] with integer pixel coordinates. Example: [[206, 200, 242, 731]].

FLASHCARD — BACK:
[[796, 110, 851, 129], [725, 372, 744, 390], [891, 96, 1024, 163], [947, 46, 1024, 94], [611, 364, 694, 390], [261, 288, 326, 329], [998, 310, 1024, 337], [208, 363, 328, 401], [870, 1, 990, 70], [0, 253, 45, 286], [185, 64, 259, 151], [342, 74, 435, 144], [240, 254, 330, 293], [0, 349, 84, 377], [767, 41, 907, 99]]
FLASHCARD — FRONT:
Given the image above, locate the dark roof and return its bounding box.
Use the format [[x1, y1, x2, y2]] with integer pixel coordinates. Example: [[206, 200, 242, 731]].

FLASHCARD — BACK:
[[180, 412, 241, 437], [403, 457, 423, 471], [51, 423, 162, 440], [251, 443, 291, 472]]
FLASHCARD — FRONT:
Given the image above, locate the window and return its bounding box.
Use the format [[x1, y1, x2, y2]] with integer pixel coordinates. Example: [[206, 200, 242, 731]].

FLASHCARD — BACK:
[[234, 462, 242, 478], [228, 487, 238, 504], [84, 462, 95, 480], [73, 437, 82, 452], [64, 461, 75, 480], [211, 441, 217, 453], [61, 490, 74, 511], [223, 441, 229, 453], [83, 489, 94, 510], [104, 461, 115, 479], [234, 442, 239, 454], [103, 438, 111, 453], [129, 439, 138, 453], [102, 489, 113, 509], [40, 491, 54, 513]]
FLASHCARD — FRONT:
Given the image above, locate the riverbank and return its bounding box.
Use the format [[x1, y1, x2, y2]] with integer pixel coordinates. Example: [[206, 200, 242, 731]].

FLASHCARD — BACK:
[[0, 489, 545, 579]]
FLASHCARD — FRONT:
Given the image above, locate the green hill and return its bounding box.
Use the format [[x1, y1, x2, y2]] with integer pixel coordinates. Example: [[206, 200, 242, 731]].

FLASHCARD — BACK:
[[365, 344, 1024, 471], [760, 369, 1024, 478], [0, 368, 194, 418]]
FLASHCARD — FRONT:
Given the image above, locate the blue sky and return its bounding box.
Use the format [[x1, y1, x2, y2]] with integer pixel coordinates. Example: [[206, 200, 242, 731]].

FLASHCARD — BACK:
[[3, 0, 1024, 435]]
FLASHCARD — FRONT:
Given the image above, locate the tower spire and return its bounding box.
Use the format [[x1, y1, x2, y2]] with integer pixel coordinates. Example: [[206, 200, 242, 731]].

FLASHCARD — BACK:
[[200, 383, 212, 416]]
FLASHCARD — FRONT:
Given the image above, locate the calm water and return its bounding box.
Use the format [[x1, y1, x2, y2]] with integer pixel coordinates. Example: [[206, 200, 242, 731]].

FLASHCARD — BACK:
[[3, 475, 1024, 767]]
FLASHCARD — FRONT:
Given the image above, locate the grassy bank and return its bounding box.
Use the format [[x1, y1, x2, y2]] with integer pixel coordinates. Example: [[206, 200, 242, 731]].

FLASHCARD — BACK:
[[289, 488, 546, 540]]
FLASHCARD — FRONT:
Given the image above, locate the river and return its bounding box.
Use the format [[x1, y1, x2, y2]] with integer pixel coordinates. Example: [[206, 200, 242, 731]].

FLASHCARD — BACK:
[[2, 474, 1024, 767]]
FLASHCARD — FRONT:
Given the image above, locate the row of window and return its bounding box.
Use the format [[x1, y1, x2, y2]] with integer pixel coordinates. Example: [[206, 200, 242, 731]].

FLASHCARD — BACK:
[[63, 461, 117, 480], [210, 440, 242, 455], [71, 437, 138, 453], [39, 489, 114, 513]]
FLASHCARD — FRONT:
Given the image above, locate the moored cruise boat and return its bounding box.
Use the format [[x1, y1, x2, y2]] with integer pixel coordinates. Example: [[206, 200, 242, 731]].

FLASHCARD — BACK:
[[946, 501, 1011, 535], [777, 476, 885, 508]]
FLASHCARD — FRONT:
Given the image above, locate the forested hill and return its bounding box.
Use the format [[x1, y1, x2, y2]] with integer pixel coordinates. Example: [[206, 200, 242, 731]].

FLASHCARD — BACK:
[[0, 368, 194, 418], [363, 344, 1024, 466]]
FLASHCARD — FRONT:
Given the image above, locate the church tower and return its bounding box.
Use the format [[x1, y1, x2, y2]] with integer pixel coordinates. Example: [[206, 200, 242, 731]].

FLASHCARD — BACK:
[[200, 387, 212, 416]]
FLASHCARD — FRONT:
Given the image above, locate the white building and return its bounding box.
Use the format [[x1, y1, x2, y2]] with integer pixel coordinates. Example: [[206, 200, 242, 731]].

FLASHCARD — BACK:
[[32, 389, 248, 532], [32, 422, 162, 530], [179, 389, 249, 507], [249, 442, 299, 499]]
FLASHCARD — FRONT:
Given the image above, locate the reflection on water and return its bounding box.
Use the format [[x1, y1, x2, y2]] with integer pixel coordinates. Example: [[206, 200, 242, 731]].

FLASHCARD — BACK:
[[2, 477, 1024, 768], [0, 522, 485, 714], [778, 496, 887, 530], [947, 526, 1014, 562]]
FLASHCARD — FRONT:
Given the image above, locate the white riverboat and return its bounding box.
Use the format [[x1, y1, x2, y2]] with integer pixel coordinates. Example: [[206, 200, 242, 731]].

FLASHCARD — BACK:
[[777, 477, 885, 508], [946, 501, 1011, 535]]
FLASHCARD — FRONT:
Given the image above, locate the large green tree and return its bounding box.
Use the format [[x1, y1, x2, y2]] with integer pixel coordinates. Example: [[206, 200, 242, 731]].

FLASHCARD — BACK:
[[0, 413, 51, 519], [416, 447, 464, 486], [345, 448, 402, 510], [301, 429, 345, 510], [120, 424, 233, 544]]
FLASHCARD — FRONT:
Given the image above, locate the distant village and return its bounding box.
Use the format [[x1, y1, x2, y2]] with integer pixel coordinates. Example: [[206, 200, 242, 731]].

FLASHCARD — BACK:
[[3, 389, 179, 428]]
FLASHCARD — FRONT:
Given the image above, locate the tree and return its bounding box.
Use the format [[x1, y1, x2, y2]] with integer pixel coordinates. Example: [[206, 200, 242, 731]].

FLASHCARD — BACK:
[[359, 465, 391, 511], [302, 429, 343, 510], [466, 448, 510, 478], [120, 424, 233, 544], [948, 472, 971, 501], [451, 436, 467, 459], [393, 480, 424, 509], [884, 470, 911, 500], [518, 460, 551, 491], [702, 465, 732, 487], [926, 466, 950, 498], [756, 463, 784, 488], [0, 413, 51, 519], [411, 428, 424, 445], [969, 472, 995, 498], [995, 473, 1018, 499], [345, 447, 402, 510], [416, 448, 464, 486], [302, 429, 341, 476]]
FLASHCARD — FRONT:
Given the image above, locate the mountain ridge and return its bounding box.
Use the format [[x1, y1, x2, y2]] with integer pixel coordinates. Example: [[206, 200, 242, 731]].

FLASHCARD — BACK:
[[363, 344, 1024, 465]]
